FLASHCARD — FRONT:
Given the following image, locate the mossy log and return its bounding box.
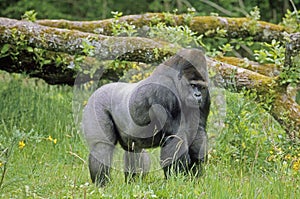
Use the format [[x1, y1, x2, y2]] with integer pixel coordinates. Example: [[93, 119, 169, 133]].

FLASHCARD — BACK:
[[214, 56, 280, 77], [37, 13, 287, 42], [0, 48, 76, 85], [0, 46, 119, 85], [0, 17, 176, 63], [208, 58, 300, 137]]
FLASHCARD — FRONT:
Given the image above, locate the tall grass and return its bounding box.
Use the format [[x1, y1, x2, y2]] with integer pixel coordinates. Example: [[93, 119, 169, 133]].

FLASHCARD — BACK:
[[0, 71, 299, 198]]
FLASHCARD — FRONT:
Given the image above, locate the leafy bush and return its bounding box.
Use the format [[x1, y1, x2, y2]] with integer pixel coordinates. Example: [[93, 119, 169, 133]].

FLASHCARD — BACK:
[[209, 90, 300, 174]]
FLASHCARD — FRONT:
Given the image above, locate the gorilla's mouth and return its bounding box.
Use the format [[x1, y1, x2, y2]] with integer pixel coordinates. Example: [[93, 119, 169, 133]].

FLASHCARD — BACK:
[[194, 94, 202, 103]]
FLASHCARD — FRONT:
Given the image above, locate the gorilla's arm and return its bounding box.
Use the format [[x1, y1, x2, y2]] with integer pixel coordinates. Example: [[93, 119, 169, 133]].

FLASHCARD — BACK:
[[82, 85, 118, 186], [128, 82, 181, 137], [188, 127, 208, 176], [128, 83, 159, 126]]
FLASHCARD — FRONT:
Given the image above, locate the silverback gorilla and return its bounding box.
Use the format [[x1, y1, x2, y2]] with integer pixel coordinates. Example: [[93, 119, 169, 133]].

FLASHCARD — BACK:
[[82, 48, 210, 186]]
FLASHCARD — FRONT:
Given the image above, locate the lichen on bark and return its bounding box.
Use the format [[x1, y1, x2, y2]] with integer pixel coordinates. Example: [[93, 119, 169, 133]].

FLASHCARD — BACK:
[[37, 13, 288, 42]]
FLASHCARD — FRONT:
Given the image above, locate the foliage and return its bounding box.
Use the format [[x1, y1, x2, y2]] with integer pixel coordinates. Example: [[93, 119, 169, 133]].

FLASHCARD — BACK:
[[281, 9, 300, 32], [280, 53, 300, 86], [148, 23, 204, 47], [210, 91, 300, 174], [111, 11, 138, 37], [254, 39, 300, 86], [21, 10, 37, 22], [245, 6, 260, 35], [254, 40, 285, 66], [197, 6, 261, 58], [0, 0, 71, 20]]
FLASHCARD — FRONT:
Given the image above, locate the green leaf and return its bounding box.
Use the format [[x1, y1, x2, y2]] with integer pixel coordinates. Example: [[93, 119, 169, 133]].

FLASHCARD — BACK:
[[1, 44, 10, 54], [43, 60, 52, 65], [27, 47, 34, 53]]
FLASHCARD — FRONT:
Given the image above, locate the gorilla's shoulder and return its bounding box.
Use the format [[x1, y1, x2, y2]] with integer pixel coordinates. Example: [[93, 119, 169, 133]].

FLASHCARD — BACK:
[[96, 82, 139, 102], [96, 82, 136, 93]]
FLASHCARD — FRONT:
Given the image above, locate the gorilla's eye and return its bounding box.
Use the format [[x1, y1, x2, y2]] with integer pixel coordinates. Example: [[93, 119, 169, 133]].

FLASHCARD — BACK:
[[199, 85, 206, 90], [190, 83, 204, 90], [190, 84, 197, 88]]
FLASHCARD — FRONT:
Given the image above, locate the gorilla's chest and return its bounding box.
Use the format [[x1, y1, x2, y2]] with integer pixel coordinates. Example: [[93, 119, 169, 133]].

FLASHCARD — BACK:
[[110, 84, 172, 149], [112, 101, 167, 148]]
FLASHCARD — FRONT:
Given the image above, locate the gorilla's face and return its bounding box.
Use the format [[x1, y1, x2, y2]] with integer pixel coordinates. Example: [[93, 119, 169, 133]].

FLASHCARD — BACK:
[[178, 65, 209, 108], [190, 80, 209, 104]]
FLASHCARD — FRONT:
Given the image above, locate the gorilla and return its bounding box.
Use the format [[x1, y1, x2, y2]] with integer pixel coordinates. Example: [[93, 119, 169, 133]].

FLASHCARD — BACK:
[[82, 48, 210, 186]]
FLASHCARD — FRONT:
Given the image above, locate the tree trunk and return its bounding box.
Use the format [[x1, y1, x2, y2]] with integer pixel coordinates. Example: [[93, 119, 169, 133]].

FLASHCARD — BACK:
[[213, 56, 280, 77], [0, 17, 176, 63], [37, 13, 287, 42], [208, 58, 300, 137]]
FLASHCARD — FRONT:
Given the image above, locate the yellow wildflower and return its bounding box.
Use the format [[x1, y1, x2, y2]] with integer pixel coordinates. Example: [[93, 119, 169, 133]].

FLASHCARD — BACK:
[[0, 162, 3, 167], [131, 63, 138, 70], [242, 142, 246, 149], [47, 135, 53, 141], [292, 160, 300, 171], [284, 154, 292, 160], [83, 100, 88, 106], [47, 135, 57, 144], [19, 140, 25, 149], [268, 155, 275, 162]]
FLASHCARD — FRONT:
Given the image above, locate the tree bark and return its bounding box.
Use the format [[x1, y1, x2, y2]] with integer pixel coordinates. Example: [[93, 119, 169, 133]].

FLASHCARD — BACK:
[[0, 17, 176, 63], [284, 33, 300, 72], [213, 56, 280, 77], [208, 58, 300, 137], [0, 47, 119, 85], [37, 13, 287, 42]]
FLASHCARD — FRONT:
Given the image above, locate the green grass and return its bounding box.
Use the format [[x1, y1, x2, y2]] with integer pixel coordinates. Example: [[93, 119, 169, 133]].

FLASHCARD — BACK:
[[0, 72, 299, 198]]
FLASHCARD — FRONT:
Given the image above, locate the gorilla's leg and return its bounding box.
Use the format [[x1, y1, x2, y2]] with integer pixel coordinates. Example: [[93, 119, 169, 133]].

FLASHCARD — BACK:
[[89, 143, 114, 186], [124, 149, 150, 183], [82, 92, 117, 186], [160, 136, 190, 178], [188, 130, 208, 177]]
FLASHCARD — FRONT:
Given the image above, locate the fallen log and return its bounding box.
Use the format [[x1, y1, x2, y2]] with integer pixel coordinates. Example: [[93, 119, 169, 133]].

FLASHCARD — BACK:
[[208, 58, 300, 137], [214, 56, 280, 77], [37, 13, 287, 42], [0, 17, 177, 63]]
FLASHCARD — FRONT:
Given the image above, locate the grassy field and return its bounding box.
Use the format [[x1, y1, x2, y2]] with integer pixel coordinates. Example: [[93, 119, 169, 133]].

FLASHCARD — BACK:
[[0, 72, 299, 198]]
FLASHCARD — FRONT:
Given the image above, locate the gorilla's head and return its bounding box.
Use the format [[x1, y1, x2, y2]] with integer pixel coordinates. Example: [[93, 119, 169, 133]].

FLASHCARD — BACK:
[[163, 48, 210, 109]]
